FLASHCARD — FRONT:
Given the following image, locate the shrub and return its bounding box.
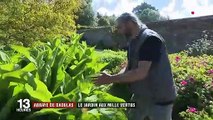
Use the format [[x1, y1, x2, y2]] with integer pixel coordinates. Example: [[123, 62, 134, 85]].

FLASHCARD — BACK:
[[186, 32, 213, 56], [96, 50, 127, 74], [180, 110, 213, 120], [0, 0, 82, 46], [170, 52, 213, 119]]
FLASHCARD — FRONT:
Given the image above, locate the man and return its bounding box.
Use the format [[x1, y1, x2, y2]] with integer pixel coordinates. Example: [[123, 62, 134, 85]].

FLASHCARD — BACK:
[[94, 13, 177, 120]]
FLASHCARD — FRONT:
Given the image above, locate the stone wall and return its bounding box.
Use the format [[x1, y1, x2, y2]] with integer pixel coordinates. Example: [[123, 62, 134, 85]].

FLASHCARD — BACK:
[[78, 15, 213, 53]]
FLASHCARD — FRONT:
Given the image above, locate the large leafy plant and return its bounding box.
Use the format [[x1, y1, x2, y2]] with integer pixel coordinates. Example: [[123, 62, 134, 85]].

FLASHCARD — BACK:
[[0, 34, 126, 120]]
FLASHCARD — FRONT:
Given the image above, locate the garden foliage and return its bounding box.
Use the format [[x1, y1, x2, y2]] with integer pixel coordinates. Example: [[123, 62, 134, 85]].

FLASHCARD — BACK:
[[0, 34, 127, 120], [0, 32, 212, 120], [186, 33, 213, 56], [170, 52, 213, 120], [96, 50, 127, 74]]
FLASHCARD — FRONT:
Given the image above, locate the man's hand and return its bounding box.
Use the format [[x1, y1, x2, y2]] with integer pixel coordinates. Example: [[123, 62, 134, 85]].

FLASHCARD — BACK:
[[94, 61, 151, 85], [94, 72, 112, 85]]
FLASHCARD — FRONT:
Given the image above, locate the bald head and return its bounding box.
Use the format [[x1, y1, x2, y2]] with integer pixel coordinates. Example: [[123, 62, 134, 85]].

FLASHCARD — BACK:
[[116, 13, 146, 38], [116, 13, 140, 25]]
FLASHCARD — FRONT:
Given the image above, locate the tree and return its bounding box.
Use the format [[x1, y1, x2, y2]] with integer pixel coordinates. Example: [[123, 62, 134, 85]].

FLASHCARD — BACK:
[[75, 0, 95, 26], [0, 0, 81, 46], [108, 15, 116, 26], [96, 13, 116, 26], [132, 2, 168, 23], [97, 13, 110, 26], [137, 8, 160, 23], [133, 2, 157, 14]]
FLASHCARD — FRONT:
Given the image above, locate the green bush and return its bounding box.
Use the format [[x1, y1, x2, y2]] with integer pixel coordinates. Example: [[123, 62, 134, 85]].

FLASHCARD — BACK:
[[0, 0, 82, 46], [96, 50, 127, 74], [186, 33, 213, 56], [180, 110, 213, 120]]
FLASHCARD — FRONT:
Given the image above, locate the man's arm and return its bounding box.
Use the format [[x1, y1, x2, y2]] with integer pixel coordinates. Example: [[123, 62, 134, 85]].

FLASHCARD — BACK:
[[95, 61, 152, 85], [110, 61, 152, 83]]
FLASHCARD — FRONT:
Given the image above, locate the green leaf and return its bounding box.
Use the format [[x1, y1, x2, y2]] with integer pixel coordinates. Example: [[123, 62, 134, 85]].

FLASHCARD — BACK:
[[25, 78, 52, 102], [10, 54, 22, 63], [94, 91, 125, 102], [78, 81, 93, 95], [99, 108, 114, 116], [22, 62, 36, 71], [48, 51, 65, 92], [81, 112, 99, 120], [113, 110, 127, 120], [2, 63, 36, 82], [0, 50, 10, 62], [11, 45, 36, 64], [51, 94, 71, 102], [0, 64, 17, 71], [53, 38, 61, 48], [84, 95, 98, 102], [70, 58, 88, 76], [57, 67, 65, 81], [72, 33, 83, 44], [66, 115, 75, 120], [12, 84, 24, 97], [25, 108, 63, 120], [98, 108, 127, 120], [88, 109, 102, 118]]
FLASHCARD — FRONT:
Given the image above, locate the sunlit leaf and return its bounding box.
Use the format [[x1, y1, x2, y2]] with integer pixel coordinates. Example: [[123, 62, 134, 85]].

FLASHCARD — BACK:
[[66, 114, 75, 120], [94, 91, 125, 102], [26, 108, 63, 119], [0, 50, 10, 62], [10, 45, 36, 64], [78, 81, 93, 95], [25, 78, 52, 102]]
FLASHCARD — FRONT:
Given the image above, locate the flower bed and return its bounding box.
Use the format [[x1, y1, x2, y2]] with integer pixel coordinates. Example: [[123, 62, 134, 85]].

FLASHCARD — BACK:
[[170, 52, 213, 120]]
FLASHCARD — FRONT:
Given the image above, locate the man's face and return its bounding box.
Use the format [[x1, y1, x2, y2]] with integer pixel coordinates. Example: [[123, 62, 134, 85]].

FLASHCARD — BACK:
[[116, 21, 132, 37]]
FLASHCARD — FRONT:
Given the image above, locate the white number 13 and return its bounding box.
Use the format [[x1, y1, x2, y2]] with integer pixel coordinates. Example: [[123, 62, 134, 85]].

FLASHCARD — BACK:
[[17, 99, 30, 109]]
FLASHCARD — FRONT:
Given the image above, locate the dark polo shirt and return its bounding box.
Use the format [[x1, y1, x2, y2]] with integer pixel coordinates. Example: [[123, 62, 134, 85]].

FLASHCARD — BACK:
[[138, 37, 162, 62]]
